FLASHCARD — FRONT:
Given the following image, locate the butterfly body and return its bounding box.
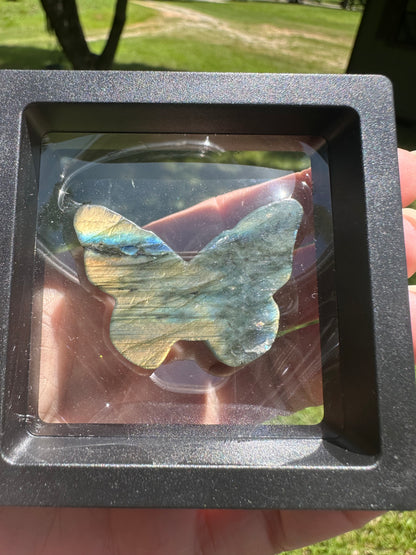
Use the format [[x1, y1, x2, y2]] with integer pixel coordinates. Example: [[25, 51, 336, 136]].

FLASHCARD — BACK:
[[74, 198, 303, 369]]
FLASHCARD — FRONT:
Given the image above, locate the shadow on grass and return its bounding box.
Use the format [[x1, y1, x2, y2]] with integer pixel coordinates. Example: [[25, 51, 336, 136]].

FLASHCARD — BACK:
[[0, 45, 66, 70], [113, 62, 174, 71], [0, 44, 173, 72]]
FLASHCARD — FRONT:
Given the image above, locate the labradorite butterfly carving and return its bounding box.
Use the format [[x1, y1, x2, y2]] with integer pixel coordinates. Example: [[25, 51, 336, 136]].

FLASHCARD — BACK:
[[74, 199, 303, 369]]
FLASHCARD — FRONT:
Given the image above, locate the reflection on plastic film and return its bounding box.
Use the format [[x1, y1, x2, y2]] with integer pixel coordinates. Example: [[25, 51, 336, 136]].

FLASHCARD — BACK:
[[32, 133, 328, 426]]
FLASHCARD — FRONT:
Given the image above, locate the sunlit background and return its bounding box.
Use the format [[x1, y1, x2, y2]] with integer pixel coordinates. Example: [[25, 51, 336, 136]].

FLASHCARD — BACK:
[[1, 0, 416, 552]]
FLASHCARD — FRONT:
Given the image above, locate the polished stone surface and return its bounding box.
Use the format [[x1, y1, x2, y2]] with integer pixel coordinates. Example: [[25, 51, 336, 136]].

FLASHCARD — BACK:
[[74, 199, 303, 369]]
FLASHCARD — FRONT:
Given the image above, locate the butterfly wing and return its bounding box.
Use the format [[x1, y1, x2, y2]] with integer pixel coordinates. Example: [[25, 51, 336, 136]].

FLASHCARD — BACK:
[[74, 204, 190, 368], [190, 199, 303, 367]]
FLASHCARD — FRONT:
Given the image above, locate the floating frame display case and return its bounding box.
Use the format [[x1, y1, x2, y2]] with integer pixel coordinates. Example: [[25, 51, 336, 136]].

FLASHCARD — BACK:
[[0, 70, 415, 509]]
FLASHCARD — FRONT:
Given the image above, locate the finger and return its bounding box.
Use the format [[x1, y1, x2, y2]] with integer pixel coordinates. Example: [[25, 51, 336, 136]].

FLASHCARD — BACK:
[[0, 505, 382, 555], [403, 208, 416, 277], [398, 149, 416, 207], [162, 243, 319, 380], [208, 323, 323, 422], [408, 286, 416, 362], [36, 286, 68, 422], [38, 263, 156, 424], [266, 510, 383, 553], [195, 508, 381, 555], [145, 170, 313, 251]]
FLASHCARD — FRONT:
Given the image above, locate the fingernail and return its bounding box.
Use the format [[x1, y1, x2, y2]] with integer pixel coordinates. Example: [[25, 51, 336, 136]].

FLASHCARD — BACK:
[[403, 208, 416, 227], [403, 210, 416, 277]]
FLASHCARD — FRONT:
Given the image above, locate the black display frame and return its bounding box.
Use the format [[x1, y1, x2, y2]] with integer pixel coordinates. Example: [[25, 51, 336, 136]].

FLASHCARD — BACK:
[[0, 70, 415, 509]]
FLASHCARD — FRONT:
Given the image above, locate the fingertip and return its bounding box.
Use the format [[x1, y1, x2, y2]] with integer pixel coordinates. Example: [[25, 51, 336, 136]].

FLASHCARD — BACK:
[[408, 286, 416, 362], [398, 149, 416, 207], [403, 209, 416, 277]]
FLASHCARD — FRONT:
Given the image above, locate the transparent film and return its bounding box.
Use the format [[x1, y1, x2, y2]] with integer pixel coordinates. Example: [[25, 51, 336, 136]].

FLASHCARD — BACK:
[[29, 132, 336, 429]]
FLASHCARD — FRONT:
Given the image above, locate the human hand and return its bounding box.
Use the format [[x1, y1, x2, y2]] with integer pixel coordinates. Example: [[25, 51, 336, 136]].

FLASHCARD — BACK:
[[38, 168, 321, 424], [1, 150, 415, 555]]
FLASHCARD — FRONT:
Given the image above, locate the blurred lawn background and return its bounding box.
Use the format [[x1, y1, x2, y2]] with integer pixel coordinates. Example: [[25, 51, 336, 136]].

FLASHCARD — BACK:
[[0, 0, 360, 72], [1, 1, 415, 553]]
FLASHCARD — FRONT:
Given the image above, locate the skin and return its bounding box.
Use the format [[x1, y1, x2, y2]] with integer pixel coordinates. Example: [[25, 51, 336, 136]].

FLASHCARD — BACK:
[[0, 149, 415, 555]]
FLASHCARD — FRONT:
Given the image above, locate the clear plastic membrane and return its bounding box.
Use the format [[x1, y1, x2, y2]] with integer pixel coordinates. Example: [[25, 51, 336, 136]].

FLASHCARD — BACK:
[[31, 132, 335, 427]]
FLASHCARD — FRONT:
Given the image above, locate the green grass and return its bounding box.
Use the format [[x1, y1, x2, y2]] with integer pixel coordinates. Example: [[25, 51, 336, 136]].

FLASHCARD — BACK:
[[111, 1, 360, 73], [0, 0, 360, 73], [174, 1, 360, 37], [113, 35, 343, 73], [283, 512, 416, 554], [268, 405, 324, 425], [0, 0, 156, 68], [0, 0, 153, 41], [0, 1, 47, 43]]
